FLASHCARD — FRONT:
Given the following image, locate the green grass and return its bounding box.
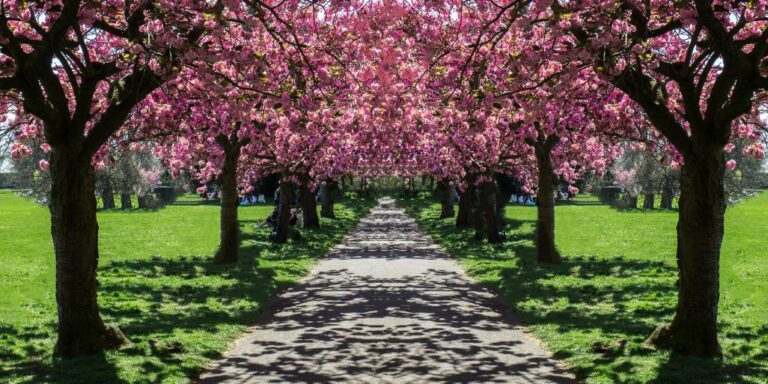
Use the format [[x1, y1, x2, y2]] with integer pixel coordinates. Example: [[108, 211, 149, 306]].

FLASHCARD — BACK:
[[0, 190, 374, 383], [401, 193, 768, 384]]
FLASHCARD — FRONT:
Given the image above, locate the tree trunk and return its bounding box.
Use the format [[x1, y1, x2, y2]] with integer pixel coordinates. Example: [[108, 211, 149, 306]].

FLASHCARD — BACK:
[[273, 177, 294, 244], [49, 150, 128, 358], [300, 181, 320, 228], [535, 146, 562, 264], [456, 186, 474, 228], [101, 183, 115, 209], [438, 181, 455, 219], [320, 180, 337, 218], [661, 183, 675, 209], [214, 144, 240, 264], [120, 193, 132, 209], [625, 194, 638, 209], [138, 194, 151, 209], [495, 177, 507, 225], [480, 182, 502, 243], [643, 193, 655, 209], [646, 146, 724, 357]]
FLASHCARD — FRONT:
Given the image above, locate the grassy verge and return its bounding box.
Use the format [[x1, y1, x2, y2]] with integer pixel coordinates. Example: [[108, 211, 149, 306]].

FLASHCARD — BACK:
[[0, 190, 375, 383], [400, 193, 767, 384]]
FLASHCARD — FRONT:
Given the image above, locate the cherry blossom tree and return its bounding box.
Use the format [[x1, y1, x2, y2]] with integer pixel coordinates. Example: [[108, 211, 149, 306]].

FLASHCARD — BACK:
[[467, 0, 768, 356], [0, 0, 268, 357]]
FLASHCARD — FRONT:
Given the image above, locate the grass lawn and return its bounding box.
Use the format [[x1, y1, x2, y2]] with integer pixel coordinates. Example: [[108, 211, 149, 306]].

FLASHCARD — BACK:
[[401, 192, 768, 384], [0, 190, 374, 384]]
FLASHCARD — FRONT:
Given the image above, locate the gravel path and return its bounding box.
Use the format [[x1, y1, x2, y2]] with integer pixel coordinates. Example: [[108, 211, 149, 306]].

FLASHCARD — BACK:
[[199, 197, 574, 383]]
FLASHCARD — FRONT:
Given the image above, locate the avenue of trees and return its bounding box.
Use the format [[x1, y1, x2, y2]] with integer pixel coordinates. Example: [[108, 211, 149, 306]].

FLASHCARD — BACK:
[[1, 0, 766, 360]]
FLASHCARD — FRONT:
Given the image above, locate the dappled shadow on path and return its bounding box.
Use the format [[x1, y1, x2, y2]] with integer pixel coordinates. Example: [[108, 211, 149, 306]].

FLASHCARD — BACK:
[[400, 196, 767, 383], [200, 199, 574, 383]]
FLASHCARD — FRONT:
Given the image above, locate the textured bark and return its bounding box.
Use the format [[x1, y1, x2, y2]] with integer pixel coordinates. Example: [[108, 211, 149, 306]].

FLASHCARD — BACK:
[[300, 181, 320, 228], [534, 142, 562, 264], [320, 180, 337, 218], [438, 181, 455, 219], [214, 141, 241, 264], [646, 145, 724, 357], [643, 193, 655, 209], [100, 183, 115, 209], [480, 182, 502, 244], [120, 193, 132, 209], [273, 178, 294, 244], [456, 186, 474, 228], [50, 150, 128, 358]]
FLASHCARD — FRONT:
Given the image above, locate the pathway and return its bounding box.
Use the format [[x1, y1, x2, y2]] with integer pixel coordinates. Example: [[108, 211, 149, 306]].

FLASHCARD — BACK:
[[199, 198, 574, 383]]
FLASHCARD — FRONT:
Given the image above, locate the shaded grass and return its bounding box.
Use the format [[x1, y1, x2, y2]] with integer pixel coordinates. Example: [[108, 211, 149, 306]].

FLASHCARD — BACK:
[[401, 193, 768, 384], [0, 190, 375, 383]]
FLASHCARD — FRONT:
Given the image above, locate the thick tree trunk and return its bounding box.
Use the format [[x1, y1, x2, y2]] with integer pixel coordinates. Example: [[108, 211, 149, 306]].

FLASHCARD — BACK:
[[480, 182, 502, 243], [535, 147, 562, 264], [214, 145, 240, 264], [273, 178, 294, 244], [300, 181, 320, 228], [120, 193, 132, 209], [643, 193, 655, 209], [101, 183, 115, 209], [438, 181, 455, 219], [320, 180, 337, 218], [49, 150, 128, 358], [456, 186, 474, 228], [646, 147, 724, 357]]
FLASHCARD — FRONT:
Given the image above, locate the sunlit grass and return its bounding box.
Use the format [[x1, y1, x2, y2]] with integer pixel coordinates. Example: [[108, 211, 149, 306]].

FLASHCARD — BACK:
[[0, 190, 375, 383], [401, 192, 768, 384]]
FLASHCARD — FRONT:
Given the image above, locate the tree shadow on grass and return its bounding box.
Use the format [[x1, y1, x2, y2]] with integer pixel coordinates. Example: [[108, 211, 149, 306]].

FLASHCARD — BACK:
[[2, 198, 376, 384], [0, 323, 123, 383], [652, 337, 768, 384]]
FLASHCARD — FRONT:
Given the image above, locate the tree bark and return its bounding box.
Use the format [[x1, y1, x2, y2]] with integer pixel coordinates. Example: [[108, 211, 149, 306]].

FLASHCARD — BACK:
[[138, 194, 151, 209], [456, 186, 474, 228], [438, 181, 455, 219], [214, 142, 241, 264], [300, 180, 320, 228], [624, 194, 638, 209], [320, 180, 337, 218], [120, 193, 132, 209], [495, 177, 508, 225], [101, 183, 115, 209], [643, 193, 655, 209], [661, 179, 675, 209], [646, 145, 724, 357], [273, 177, 294, 244], [50, 150, 128, 358], [535, 144, 562, 264], [480, 181, 502, 244]]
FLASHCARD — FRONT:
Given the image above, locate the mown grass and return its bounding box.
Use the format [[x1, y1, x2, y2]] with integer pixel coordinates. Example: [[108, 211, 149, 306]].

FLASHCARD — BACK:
[[401, 193, 768, 384], [0, 190, 375, 383]]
